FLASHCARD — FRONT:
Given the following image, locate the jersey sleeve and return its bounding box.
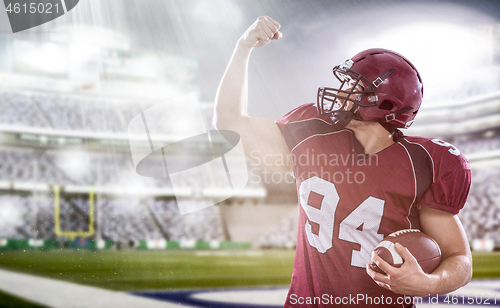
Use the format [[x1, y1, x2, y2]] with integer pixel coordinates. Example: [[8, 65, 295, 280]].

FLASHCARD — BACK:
[[275, 103, 319, 132], [275, 103, 337, 153], [418, 154, 471, 215]]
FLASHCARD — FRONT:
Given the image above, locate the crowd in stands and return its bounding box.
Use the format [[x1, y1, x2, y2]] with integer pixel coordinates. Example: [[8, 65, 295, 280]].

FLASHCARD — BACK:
[[101, 198, 224, 241], [458, 168, 500, 243], [0, 90, 134, 133], [455, 135, 500, 154], [259, 209, 298, 249], [0, 147, 261, 190], [0, 92, 49, 128], [0, 89, 214, 135]]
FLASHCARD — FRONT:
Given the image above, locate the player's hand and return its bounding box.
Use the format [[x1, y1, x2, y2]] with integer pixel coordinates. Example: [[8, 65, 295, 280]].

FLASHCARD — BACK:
[[365, 242, 436, 297], [238, 16, 282, 49]]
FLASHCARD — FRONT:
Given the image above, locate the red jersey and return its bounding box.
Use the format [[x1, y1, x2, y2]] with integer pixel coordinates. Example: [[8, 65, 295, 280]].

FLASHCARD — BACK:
[[275, 103, 471, 308]]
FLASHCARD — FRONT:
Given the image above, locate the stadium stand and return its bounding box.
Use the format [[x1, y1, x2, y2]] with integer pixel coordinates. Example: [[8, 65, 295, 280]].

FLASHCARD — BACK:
[[100, 198, 224, 242], [258, 209, 298, 249], [456, 135, 500, 154], [0, 90, 139, 133], [0, 92, 49, 128], [0, 193, 225, 242], [0, 146, 261, 189], [459, 167, 500, 242]]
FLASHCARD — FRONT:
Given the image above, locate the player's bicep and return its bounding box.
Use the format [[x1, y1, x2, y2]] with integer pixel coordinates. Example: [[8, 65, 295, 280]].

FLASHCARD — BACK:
[[419, 206, 471, 261], [229, 115, 292, 173]]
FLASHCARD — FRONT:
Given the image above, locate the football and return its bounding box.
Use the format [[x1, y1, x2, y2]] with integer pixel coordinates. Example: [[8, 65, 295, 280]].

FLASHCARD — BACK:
[[370, 229, 441, 274]]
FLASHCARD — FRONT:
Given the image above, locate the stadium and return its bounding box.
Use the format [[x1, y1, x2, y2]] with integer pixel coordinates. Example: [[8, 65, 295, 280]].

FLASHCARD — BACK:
[[0, 0, 499, 307]]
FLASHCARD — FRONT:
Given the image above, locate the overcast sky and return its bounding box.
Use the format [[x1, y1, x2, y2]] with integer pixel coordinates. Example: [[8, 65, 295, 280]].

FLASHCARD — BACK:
[[1, 0, 499, 120]]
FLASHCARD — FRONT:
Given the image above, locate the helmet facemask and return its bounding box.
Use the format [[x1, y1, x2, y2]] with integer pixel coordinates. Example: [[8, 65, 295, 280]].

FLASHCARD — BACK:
[[317, 60, 377, 130]]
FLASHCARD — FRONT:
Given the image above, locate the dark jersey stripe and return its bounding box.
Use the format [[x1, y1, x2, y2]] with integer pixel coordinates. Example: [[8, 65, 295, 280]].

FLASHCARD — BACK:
[[399, 138, 434, 203], [282, 119, 337, 151]]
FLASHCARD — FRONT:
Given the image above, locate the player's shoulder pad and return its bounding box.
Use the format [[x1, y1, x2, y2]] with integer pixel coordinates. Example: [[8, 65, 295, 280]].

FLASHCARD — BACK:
[[276, 103, 345, 152], [275, 103, 331, 128], [404, 136, 470, 171]]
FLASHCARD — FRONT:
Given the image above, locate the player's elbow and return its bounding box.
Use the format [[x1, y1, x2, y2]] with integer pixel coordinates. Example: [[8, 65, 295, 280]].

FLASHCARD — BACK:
[[462, 254, 473, 286], [448, 252, 473, 290], [213, 112, 243, 131], [458, 242, 473, 287]]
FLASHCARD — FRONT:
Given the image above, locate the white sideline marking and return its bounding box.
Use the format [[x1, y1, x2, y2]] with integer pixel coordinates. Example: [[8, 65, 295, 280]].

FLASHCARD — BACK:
[[191, 288, 288, 305], [0, 269, 183, 308]]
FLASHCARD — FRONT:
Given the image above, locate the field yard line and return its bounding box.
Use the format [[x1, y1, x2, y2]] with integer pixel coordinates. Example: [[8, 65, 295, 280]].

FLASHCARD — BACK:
[[0, 269, 185, 308]]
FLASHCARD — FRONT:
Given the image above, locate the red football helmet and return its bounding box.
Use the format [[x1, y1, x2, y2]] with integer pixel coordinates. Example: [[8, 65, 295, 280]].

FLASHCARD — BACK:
[[317, 48, 423, 129]]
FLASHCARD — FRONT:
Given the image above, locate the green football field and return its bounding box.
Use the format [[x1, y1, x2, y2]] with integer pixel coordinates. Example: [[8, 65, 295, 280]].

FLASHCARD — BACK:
[[0, 249, 499, 307], [0, 250, 295, 291], [0, 250, 499, 291]]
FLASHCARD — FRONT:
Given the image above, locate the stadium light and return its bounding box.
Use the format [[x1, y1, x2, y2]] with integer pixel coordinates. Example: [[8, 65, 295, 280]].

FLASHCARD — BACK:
[[54, 150, 90, 181], [51, 25, 130, 50], [13, 41, 68, 76]]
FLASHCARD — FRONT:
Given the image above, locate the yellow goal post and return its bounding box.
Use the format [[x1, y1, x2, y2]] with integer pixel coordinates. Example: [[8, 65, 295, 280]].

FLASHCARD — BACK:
[[53, 185, 95, 240]]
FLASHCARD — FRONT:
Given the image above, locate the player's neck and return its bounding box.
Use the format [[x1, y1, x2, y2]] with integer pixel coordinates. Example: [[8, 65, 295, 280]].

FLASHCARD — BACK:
[[348, 121, 395, 155]]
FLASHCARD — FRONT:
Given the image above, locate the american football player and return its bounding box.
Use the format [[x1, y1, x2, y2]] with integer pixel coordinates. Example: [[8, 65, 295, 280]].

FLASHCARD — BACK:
[[213, 16, 472, 307]]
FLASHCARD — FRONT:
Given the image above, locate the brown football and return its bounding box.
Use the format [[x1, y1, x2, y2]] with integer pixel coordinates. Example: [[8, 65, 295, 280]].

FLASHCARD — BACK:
[[370, 229, 441, 274]]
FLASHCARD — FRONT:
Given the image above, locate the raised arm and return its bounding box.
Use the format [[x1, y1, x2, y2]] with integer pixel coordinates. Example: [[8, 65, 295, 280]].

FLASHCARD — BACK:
[[213, 16, 292, 173]]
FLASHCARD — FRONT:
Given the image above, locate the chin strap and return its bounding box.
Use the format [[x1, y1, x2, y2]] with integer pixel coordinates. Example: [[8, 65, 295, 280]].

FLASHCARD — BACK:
[[364, 106, 413, 123], [329, 103, 359, 130], [372, 68, 396, 88], [329, 111, 354, 131]]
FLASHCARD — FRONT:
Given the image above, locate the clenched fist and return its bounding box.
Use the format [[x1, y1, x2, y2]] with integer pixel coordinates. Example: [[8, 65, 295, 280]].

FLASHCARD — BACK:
[[239, 16, 282, 48]]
